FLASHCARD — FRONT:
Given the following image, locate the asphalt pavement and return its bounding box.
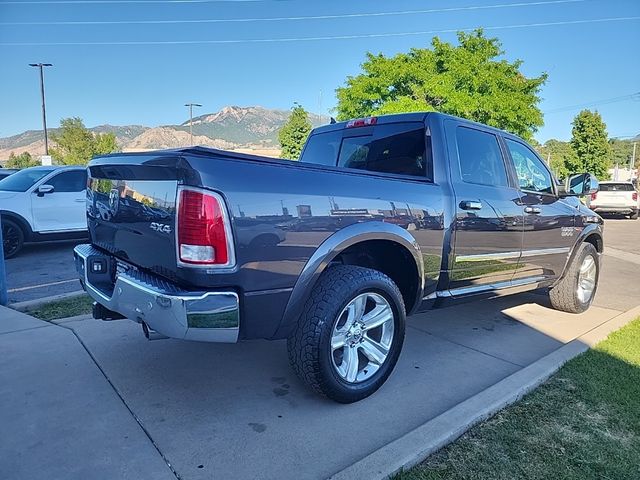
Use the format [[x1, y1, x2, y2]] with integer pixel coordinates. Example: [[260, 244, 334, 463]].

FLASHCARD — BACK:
[[4, 239, 84, 303], [1, 218, 639, 480]]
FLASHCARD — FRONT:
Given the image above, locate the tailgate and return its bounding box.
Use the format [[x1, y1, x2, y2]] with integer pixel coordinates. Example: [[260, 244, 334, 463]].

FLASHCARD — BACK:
[[87, 155, 181, 280]]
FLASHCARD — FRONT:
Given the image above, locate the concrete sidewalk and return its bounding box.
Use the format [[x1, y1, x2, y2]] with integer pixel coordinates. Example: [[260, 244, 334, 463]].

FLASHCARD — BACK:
[[0, 307, 175, 480]]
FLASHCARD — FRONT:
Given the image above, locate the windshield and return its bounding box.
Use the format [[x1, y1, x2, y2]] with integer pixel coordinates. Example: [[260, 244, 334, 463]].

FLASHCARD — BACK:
[[0, 168, 55, 192]]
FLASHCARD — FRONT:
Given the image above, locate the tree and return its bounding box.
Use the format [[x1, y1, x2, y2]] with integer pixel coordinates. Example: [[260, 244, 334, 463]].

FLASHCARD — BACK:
[[535, 139, 577, 179], [278, 103, 312, 159], [609, 138, 638, 169], [50, 117, 118, 165], [6, 151, 40, 169], [335, 29, 547, 140], [569, 110, 611, 179]]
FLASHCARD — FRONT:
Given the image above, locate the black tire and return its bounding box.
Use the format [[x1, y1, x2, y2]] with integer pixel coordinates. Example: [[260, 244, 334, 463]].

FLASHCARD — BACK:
[[287, 265, 406, 403], [2, 218, 25, 259], [549, 242, 599, 314], [630, 210, 638, 220]]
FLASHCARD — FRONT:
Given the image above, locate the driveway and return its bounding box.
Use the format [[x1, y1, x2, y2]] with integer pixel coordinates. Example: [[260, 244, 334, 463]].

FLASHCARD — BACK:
[[2, 219, 639, 480]]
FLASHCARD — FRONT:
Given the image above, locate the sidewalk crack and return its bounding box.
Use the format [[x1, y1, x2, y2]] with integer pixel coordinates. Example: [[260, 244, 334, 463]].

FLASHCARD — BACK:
[[59, 324, 181, 480]]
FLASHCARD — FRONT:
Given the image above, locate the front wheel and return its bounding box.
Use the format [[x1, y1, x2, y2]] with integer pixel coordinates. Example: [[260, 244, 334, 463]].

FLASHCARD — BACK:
[[549, 242, 599, 314], [2, 218, 25, 259], [287, 265, 406, 403]]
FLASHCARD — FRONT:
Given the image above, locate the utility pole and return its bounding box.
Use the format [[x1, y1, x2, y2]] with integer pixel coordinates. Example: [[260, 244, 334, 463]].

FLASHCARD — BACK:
[[184, 103, 202, 146], [29, 63, 53, 155]]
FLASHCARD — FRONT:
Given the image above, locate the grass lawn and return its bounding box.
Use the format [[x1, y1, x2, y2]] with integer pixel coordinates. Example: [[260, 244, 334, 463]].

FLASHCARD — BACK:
[[28, 295, 94, 321], [397, 317, 640, 480]]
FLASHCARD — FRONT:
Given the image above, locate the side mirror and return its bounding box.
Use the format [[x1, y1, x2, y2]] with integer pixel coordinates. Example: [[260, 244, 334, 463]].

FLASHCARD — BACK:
[[36, 184, 55, 197], [562, 173, 599, 197]]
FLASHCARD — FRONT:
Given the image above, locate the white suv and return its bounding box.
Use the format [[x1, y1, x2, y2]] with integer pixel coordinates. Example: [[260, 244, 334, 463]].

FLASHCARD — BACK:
[[587, 181, 639, 219], [0, 166, 88, 258]]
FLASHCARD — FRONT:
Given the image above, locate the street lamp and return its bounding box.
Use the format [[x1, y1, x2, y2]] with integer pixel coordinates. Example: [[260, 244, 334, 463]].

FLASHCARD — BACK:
[[29, 63, 53, 156], [184, 103, 202, 146]]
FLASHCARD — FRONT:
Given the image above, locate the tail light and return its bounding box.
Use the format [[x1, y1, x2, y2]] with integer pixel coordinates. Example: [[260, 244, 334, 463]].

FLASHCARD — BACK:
[[633, 192, 638, 202], [177, 188, 234, 267], [590, 192, 598, 201]]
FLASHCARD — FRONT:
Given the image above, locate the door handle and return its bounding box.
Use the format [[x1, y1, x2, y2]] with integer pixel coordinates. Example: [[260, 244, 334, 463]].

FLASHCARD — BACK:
[[459, 200, 482, 210], [74, 199, 86, 203], [524, 206, 541, 214]]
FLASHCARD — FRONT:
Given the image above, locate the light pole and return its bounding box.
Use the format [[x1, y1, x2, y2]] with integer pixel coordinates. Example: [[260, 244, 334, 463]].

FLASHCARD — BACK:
[[29, 63, 53, 155], [184, 103, 202, 146]]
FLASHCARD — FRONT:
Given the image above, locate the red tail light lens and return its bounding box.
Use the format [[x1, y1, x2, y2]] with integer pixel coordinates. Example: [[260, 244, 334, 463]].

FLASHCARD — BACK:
[[590, 192, 598, 201], [178, 189, 232, 266], [633, 192, 638, 202]]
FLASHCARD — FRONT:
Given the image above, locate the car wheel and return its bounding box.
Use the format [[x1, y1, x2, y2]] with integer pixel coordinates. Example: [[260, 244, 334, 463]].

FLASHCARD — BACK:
[[549, 242, 599, 314], [630, 210, 638, 220], [287, 265, 406, 403], [2, 218, 25, 259]]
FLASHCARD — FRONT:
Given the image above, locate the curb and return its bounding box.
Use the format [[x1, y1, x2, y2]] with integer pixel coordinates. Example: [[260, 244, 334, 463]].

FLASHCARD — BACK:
[[10, 290, 87, 312], [329, 304, 640, 480]]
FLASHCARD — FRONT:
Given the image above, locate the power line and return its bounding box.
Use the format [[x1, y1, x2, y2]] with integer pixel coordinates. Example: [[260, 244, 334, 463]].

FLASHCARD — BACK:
[[0, 0, 587, 25], [545, 92, 640, 113], [2, 16, 639, 46]]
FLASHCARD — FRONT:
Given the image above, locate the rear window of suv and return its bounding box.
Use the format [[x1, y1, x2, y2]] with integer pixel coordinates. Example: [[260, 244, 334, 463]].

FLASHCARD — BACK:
[[300, 122, 431, 180], [599, 183, 635, 191]]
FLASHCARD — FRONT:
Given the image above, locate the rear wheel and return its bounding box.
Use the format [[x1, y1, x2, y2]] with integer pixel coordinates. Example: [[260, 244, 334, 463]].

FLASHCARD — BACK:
[[287, 265, 406, 403], [549, 242, 599, 314], [630, 210, 638, 220], [2, 218, 24, 259]]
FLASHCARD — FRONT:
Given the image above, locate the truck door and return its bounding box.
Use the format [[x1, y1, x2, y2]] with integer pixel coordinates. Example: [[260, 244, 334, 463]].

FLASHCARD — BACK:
[[503, 138, 576, 280], [32, 170, 88, 232], [445, 121, 524, 293]]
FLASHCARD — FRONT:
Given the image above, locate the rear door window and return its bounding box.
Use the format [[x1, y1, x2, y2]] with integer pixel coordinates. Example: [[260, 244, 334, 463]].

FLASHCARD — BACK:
[[456, 127, 508, 187]]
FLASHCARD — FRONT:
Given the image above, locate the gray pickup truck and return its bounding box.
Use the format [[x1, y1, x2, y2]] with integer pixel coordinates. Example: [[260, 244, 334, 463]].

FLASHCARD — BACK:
[[74, 112, 603, 403]]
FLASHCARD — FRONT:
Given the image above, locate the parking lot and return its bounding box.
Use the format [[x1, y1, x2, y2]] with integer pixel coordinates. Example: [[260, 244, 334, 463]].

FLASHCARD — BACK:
[[2, 217, 639, 479]]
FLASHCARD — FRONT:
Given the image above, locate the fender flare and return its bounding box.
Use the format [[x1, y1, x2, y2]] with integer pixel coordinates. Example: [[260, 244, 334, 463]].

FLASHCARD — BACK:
[[554, 222, 603, 286], [276, 221, 424, 338]]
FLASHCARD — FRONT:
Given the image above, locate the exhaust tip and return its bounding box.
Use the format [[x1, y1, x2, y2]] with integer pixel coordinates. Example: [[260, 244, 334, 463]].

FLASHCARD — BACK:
[[141, 322, 169, 341]]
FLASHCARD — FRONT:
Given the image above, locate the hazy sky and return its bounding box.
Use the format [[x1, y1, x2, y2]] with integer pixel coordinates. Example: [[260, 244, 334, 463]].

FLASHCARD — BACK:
[[1, 0, 638, 142]]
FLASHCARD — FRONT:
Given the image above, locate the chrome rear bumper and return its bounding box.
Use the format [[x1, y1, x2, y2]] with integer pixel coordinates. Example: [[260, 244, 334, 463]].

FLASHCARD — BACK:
[[74, 244, 239, 343]]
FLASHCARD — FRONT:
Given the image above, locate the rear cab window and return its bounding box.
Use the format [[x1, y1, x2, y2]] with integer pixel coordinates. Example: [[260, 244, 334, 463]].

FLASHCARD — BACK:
[[599, 183, 634, 192], [300, 121, 432, 181]]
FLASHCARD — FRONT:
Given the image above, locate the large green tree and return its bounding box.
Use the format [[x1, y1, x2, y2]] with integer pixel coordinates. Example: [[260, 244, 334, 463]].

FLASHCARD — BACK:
[[335, 29, 547, 140], [6, 151, 40, 168], [278, 103, 312, 160], [569, 110, 611, 179], [50, 117, 118, 165]]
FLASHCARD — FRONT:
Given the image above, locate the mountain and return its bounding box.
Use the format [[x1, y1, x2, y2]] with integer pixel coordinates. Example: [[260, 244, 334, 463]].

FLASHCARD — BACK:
[[0, 106, 329, 160]]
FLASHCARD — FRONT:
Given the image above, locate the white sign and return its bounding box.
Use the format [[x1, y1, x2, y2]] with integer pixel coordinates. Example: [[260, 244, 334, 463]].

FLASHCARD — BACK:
[[40, 155, 52, 166]]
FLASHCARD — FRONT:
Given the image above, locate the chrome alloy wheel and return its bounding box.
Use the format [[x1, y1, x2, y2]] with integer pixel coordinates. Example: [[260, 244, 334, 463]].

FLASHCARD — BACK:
[[577, 255, 597, 303], [330, 292, 395, 384]]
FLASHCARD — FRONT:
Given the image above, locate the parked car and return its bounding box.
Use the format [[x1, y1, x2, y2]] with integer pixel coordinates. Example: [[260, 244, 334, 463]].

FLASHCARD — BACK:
[[1, 165, 88, 258], [0, 168, 19, 180], [586, 181, 638, 219], [74, 112, 603, 403]]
